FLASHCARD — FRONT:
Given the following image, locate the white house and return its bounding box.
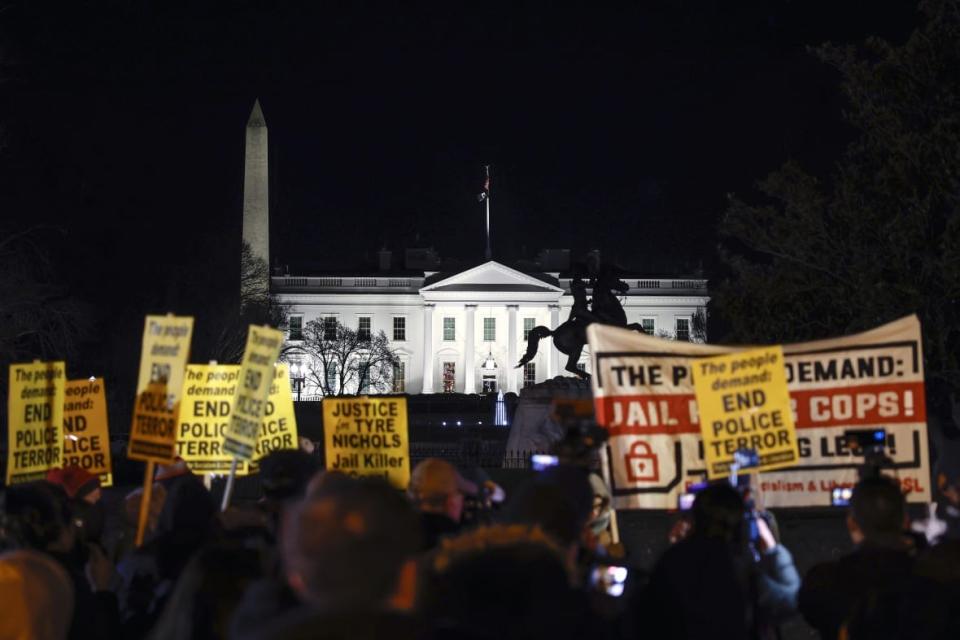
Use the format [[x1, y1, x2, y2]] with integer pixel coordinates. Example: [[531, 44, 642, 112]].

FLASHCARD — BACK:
[[273, 260, 708, 397], [239, 101, 709, 396]]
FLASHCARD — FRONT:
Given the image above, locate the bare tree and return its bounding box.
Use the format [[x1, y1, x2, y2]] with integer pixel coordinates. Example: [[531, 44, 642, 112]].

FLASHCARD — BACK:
[[287, 318, 399, 396], [0, 227, 91, 364], [210, 241, 288, 364]]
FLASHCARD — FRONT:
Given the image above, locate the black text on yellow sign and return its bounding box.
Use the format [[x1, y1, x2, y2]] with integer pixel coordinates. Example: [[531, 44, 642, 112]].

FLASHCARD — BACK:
[[323, 396, 410, 489], [223, 326, 284, 461], [128, 315, 194, 463], [6, 361, 66, 485], [693, 346, 799, 479], [178, 364, 298, 473], [64, 378, 113, 487]]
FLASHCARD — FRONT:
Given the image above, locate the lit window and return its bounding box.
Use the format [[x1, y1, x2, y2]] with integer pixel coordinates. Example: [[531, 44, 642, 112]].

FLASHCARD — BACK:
[[523, 362, 536, 387], [675, 318, 690, 342], [323, 317, 337, 341], [484, 317, 496, 342], [443, 317, 455, 341], [358, 317, 371, 341], [288, 315, 303, 341], [641, 318, 655, 335], [392, 361, 406, 393], [523, 318, 535, 340], [393, 317, 406, 342], [443, 362, 456, 393]]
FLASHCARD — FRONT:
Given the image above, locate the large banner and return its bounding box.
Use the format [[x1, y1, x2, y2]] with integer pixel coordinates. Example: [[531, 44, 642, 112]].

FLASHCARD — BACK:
[[587, 315, 930, 509]]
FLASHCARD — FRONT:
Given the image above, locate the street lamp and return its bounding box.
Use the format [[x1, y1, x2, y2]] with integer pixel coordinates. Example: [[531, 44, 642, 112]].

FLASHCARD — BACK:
[[290, 362, 305, 402]]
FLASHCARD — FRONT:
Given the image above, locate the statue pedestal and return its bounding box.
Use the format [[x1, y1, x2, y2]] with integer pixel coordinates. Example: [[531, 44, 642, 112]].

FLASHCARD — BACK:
[[506, 376, 592, 454]]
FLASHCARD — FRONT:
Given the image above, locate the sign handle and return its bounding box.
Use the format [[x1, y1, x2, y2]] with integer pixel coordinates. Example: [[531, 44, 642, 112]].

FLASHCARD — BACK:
[[135, 461, 155, 547], [599, 445, 621, 545], [221, 457, 239, 512]]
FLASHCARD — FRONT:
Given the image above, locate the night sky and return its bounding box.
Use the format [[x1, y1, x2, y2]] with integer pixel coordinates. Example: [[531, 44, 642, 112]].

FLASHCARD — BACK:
[[1, 1, 921, 321]]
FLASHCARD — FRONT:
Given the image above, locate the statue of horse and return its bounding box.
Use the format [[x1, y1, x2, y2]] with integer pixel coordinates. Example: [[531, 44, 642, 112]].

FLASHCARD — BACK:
[[589, 270, 648, 334], [516, 270, 647, 379], [517, 277, 593, 379]]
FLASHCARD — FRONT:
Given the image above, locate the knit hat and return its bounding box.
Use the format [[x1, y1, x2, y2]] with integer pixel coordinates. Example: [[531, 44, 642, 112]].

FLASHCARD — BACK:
[[46, 466, 100, 500]]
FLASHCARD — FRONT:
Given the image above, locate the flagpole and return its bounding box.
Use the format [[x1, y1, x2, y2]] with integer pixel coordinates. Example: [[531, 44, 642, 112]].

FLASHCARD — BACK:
[[484, 165, 492, 261]]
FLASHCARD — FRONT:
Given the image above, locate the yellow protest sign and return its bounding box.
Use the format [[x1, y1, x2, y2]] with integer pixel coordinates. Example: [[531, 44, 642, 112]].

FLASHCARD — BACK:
[[178, 363, 298, 473], [251, 364, 299, 466], [223, 326, 284, 461], [128, 315, 194, 463], [693, 346, 799, 479], [6, 361, 66, 485], [63, 378, 113, 487], [323, 396, 410, 488], [177, 365, 243, 472]]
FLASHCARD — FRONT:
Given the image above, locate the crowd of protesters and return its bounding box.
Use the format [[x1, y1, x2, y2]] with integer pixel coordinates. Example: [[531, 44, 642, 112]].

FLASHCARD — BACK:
[[2, 443, 960, 640]]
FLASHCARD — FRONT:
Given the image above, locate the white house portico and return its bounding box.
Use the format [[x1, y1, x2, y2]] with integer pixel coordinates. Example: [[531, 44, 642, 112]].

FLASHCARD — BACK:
[[273, 260, 709, 397]]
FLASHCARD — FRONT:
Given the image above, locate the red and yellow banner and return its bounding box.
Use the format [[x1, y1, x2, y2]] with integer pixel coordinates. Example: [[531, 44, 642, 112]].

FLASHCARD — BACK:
[[588, 315, 930, 508]]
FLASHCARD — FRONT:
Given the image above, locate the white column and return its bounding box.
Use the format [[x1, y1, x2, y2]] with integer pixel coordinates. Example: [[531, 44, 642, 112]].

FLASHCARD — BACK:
[[464, 304, 476, 394], [549, 304, 560, 378], [507, 304, 518, 393], [421, 304, 435, 393]]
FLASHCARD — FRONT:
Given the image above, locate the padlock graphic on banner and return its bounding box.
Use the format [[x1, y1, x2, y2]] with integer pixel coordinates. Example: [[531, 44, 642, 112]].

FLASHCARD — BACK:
[[624, 441, 660, 483]]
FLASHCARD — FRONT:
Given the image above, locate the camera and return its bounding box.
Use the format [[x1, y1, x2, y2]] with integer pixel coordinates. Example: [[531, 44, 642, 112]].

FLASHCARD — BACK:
[[531, 454, 560, 472], [677, 481, 708, 511], [589, 564, 629, 598], [842, 428, 892, 479], [831, 486, 853, 507]]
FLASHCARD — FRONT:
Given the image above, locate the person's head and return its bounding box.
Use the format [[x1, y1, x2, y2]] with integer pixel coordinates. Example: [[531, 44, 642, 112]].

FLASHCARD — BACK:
[[1, 482, 74, 553], [420, 524, 575, 640], [847, 476, 906, 544], [153, 476, 217, 580], [408, 458, 475, 523], [0, 549, 74, 640], [501, 465, 594, 562], [259, 449, 322, 504], [282, 476, 422, 611], [691, 482, 745, 544]]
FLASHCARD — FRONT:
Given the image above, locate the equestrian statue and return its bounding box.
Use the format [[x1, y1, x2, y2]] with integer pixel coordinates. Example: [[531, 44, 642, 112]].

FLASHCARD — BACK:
[[517, 256, 647, 379]]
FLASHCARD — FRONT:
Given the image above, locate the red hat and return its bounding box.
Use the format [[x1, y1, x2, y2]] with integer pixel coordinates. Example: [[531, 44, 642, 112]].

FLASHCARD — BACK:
[[46, 466, 100, 500]]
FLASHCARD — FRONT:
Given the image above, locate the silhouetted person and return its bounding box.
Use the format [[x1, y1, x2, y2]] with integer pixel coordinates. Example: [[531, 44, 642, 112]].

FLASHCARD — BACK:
[[418, 523, 590, 640], [799, 475, 914, 640], [148, 543, 264, 640], [119, 474, 217, 637], [407, 458, 475, 550], [247, 476, 423, 640], [642, 482, 799, 639], [2, 481, 119, 640]]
